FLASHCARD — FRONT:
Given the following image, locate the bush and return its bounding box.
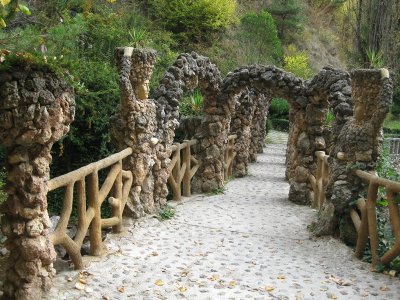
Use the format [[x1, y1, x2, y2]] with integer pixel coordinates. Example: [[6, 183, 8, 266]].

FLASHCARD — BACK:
[[147, 0, 237, 44], [271, 118, 289, 131], [269, 98, 289, 119], [283, 44, 313, 79], [179, 89, 204, 117], [236, 11, 283, 65], [266, 118, 273, 135]]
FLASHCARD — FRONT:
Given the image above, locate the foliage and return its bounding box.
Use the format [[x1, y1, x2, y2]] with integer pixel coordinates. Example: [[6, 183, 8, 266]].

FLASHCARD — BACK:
[[158, 205, 175, 220], [271, 119, 289, 132], [266, 118, 273, 135], [0, 0, 31, 28], [266, 0, 304, 42], [283, 44, 313, 79], [269, 98, 289, 119], [0, 167, 6, 205], [146, 0, 237, 44], [325, 109, 335, 126], [0, 3, 177, 216], [179, 89, 204, 117], [236, 10, 282, 65], [384, 112, 400, 134], [359, 141, 400, 273], [207, 187, 225, 196]]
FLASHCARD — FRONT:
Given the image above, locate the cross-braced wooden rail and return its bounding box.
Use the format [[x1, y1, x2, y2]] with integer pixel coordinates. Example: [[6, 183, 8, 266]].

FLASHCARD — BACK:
[[48, 148, 133, 269]]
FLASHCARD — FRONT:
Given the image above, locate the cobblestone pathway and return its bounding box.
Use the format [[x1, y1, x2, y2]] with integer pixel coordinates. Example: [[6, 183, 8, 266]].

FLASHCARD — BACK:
[[46, 142, 400, 300]]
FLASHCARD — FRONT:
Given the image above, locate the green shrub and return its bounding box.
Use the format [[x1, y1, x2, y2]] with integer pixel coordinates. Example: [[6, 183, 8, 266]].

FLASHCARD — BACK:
[[325, 109, 335, 126], [283, 44, 313, 79], [179, 89, 204, 116], [269, 98, 289, 119], [266, 118, 273, 135], [271, 118, 289, 131], [237, 11, 282, 65], [147, 0, 237, 44], [266, 0, 304, 42]]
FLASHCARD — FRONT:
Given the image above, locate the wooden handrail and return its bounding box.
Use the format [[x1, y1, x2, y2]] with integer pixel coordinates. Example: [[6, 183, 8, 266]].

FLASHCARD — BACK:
[[48, 148, 133, 269], [353, 169, 400, 266], [167, 139, 200, 201]]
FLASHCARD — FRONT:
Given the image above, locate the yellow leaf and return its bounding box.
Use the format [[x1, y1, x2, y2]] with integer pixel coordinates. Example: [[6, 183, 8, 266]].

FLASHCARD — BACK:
[[118, 286, 125, 293], [75, 282, 85, 290], [228, 281, 236, 287], [179, 286, 187, 293], [78, 278, 87, 284], [209, 274, 220, 281], [0, 18, 6, 28], [379, 285, 389, 291], [155, 279, 164, 286], [277, 275, 285, 280], [180, 271, 188, 277], [0, 0, 11, 6], [265, 285, 275, 292]]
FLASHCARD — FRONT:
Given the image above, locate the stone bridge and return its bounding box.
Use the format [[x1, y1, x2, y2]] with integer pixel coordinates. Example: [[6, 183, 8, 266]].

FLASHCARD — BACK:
[[0, 48, 398, 299]]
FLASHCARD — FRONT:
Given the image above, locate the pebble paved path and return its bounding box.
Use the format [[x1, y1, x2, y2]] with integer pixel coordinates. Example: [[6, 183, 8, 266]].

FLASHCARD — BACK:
[[46, 142, 400, 300]]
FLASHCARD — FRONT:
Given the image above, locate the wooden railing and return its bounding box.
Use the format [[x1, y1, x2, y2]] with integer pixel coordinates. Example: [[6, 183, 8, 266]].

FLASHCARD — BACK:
[[309, 151, 329, 209], [168, 139, 200, 201], [48, 148, 133, 269], [224, 134, 237, 179], [351, 170, 400, 266], [388, 138, 400, 155]]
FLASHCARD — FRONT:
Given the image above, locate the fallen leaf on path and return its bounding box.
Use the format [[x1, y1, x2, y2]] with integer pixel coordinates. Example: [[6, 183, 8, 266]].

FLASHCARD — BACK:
[[78, 278, 87, 284], [379, 285, 389, 291], [229, 281, 237, 287], [151, 251, 159, 256], [265, 285, 275, 292], [330, 275, 352, 286], [180, 271, 188, 277], [75, 282, 85, 290], [277, 275, 285, 280], [209, 274, 220, 281], [155, 279, 164, 286], [179, 286, 187, 293], [118, 286, 125, 293]]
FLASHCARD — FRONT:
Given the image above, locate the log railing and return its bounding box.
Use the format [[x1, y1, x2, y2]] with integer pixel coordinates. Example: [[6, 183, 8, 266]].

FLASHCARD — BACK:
[[168, 139, 200, 201], [48, 148, 133, 269], [351, 170, 400, 267], [309, 151, 330, 209], [224, 134, 237, 179], [389, 138, 400, 155]]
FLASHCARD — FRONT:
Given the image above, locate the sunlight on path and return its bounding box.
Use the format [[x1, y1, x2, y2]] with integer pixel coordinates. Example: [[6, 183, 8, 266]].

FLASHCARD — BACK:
[[47, 144, 399, 300]]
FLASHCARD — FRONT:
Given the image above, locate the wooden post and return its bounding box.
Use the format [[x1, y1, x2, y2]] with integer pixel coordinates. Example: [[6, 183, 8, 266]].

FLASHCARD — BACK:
[[88, 170, 102, 256], [173, 143, 181, 200], [366, 182, 380, 266], [183, 140, 191, 197], [112, 161, 124, 233]]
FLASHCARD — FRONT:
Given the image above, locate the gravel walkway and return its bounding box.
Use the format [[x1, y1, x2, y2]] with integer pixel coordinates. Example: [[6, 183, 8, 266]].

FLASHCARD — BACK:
[[46, 143, 399, 300]]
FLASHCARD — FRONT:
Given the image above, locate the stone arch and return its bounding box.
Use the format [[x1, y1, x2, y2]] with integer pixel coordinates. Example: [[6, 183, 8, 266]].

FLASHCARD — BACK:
[[197, 65, 307, 195], [152, 52, 222, 147]]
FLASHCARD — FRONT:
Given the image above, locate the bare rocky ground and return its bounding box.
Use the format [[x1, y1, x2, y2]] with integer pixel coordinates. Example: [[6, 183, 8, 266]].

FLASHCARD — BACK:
[[44, 141, 399, 300]]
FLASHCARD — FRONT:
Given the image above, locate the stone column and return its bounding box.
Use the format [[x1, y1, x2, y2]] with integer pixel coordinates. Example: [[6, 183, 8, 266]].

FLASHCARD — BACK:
[[314, 69, 392, 241], [0, 61, 75, 299], [112, 48, 165, 218]]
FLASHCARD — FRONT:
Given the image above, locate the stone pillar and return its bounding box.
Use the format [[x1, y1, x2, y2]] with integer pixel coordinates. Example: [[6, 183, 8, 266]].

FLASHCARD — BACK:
[[314, 69, 392, 241], [0, 61, 75, 299], [112, 48, 166, 218]]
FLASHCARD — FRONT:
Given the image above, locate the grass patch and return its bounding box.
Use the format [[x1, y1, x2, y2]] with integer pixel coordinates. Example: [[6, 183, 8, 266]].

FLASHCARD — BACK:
[[158, 205, 175, 221], [384, 112, 400, 131], [207, 187, 225, 196]]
